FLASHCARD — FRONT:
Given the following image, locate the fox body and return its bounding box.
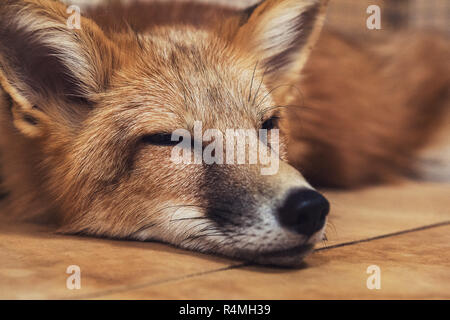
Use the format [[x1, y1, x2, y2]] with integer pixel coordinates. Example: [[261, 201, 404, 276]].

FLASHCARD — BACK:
[[0, 0, 448, 267]]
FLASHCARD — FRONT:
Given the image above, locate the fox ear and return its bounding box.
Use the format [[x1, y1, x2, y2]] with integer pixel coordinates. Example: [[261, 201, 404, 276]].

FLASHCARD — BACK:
[[0, 1, 118, 137], [235, 0, 328, 90]]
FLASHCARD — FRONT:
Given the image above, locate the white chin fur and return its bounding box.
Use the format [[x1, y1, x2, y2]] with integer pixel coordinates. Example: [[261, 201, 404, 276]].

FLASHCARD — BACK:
[[134, 203, 326, 267]]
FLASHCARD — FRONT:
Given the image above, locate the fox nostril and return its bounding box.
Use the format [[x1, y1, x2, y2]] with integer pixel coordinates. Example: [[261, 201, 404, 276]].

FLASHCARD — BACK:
[[277, 189, 330, 237]]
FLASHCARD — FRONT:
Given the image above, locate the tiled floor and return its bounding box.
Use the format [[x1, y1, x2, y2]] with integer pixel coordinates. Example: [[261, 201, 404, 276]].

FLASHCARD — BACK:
[[1, 182, 449, 299]]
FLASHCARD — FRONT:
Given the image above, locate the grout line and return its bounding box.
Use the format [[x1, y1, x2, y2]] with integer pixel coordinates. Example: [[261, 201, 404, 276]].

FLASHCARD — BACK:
[[65, 263, 250, 300], [316, 220, 450, 251], [76, 220, 450, 299]]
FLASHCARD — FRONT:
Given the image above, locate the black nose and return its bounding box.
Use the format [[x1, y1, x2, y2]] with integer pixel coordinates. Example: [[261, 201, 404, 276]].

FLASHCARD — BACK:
[[277, 189, 330, 236]]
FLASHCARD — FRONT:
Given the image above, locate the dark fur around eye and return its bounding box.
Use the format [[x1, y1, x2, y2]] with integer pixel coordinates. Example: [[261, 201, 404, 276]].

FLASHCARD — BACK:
[[141, 133, 180, 146], [261, 116, 280, 130]]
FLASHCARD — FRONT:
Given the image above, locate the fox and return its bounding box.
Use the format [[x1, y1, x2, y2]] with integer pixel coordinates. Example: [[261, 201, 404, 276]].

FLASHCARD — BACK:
[[0, 0, 448, 267]]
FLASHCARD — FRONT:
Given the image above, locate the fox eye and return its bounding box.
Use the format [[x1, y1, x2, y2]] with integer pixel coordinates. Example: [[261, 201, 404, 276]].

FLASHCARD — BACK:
[[261, 116, 280, 130], [142, 133, 179, 146]]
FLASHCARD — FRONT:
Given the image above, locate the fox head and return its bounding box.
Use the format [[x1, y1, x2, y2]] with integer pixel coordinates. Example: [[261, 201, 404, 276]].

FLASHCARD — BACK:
[[0, 0, 329, 267]]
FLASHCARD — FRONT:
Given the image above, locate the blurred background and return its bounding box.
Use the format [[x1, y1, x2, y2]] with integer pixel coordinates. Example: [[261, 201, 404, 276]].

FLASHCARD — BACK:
[[327, 0, 449, 38]]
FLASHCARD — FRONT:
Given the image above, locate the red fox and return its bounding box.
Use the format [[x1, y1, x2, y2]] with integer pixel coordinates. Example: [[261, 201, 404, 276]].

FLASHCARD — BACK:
[[0, 0, 448, 267]]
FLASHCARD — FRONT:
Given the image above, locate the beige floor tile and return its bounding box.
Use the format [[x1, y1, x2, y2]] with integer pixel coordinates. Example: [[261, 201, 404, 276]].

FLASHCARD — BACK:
[[105, 225, 450, 299], [1, 182, 449, 299], [0, 223, 235, 299], [321, 182, 450, 247]]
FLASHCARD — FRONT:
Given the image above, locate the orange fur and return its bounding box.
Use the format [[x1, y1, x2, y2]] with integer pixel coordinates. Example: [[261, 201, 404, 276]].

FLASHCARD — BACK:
[[289, 31, 450, 187], [86, 1, 450, 188]]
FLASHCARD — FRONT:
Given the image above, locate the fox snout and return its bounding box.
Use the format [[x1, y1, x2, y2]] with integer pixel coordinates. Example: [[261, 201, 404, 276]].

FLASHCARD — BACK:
[[212, 185, 330, 267], [181, 161, 329, 267], [277, 189, 329, 237]]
